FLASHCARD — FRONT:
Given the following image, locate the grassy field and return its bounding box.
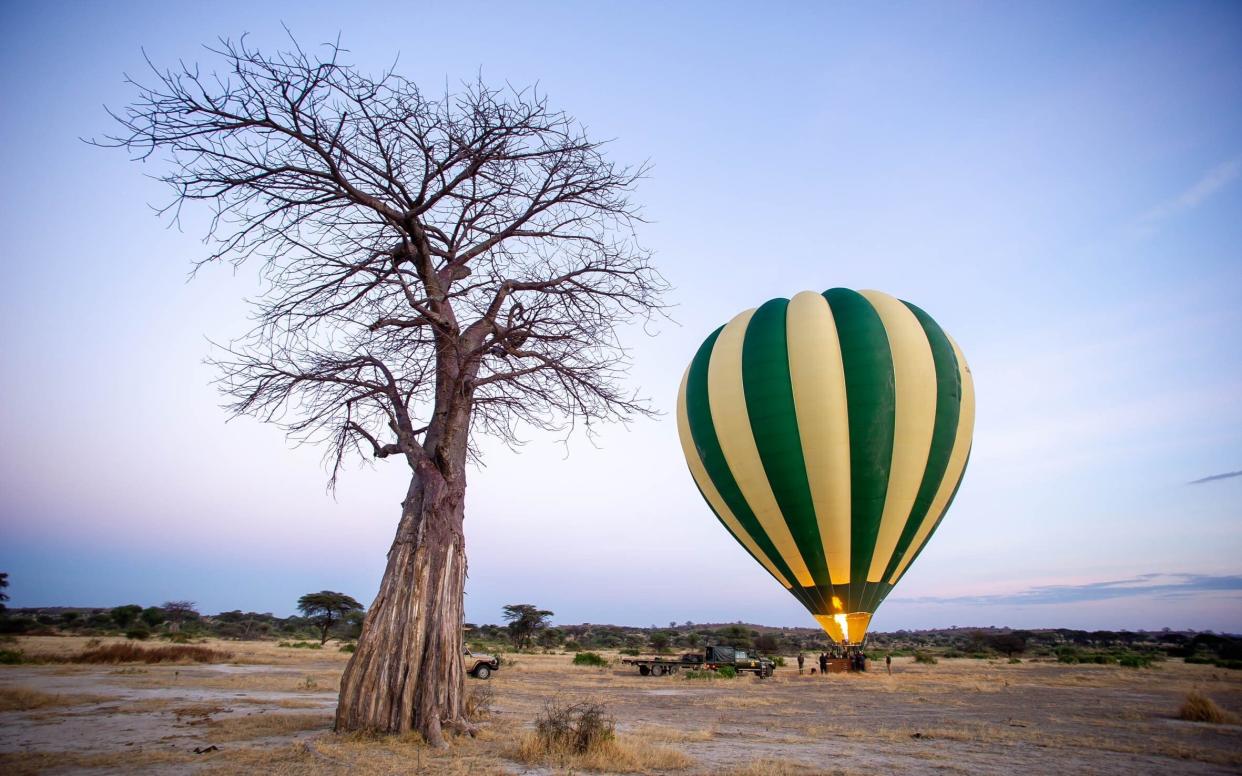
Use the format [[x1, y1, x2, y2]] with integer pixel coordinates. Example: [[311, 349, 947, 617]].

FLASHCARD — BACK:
[[1, 636, 1240, 774]]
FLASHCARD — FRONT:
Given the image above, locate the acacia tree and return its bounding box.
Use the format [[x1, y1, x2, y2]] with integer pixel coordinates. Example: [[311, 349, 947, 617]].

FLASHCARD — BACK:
[[101, 37, 663, 745], [502, 604, 554, 650], [298, 590, 365, 645]]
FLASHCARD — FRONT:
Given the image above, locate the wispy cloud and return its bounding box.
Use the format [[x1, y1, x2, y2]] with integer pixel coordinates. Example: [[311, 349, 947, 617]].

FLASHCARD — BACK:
[[1135, 156, 1242, 234], [891, 573, 1242, 607], [1189, 470, 1242, 485]]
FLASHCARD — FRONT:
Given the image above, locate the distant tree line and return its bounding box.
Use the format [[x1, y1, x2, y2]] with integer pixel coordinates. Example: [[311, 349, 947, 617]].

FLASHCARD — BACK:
[[0, 576, 367, 645]]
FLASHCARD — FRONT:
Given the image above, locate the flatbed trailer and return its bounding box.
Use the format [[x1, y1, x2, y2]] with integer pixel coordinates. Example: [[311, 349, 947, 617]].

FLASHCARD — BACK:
[[622, 646, 774, 677]]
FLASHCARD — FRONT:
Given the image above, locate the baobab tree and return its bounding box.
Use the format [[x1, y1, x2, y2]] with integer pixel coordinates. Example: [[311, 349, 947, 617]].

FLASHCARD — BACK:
[[100, 36, 664, 745]]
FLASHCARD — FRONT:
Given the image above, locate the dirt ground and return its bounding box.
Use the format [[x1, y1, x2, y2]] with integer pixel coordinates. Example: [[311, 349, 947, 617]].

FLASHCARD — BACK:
[[2, 636, 1240, 775]]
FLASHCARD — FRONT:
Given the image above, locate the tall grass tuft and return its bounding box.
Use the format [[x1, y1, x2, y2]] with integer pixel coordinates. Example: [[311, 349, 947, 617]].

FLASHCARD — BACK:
[[71, 643, 232, 664], [1178, 691, 1236, 724]]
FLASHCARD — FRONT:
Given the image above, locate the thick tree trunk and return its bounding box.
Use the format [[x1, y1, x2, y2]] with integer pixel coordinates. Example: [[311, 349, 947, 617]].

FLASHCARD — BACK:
[[334, 459, 468, 746]]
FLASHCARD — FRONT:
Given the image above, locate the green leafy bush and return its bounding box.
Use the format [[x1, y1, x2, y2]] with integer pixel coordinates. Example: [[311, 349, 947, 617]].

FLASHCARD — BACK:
[[339, 643, 356, 653], [1008, 657, 1022, 664], [125, 628, 151, 640], [619, 648, 640, 656], [278, 641, 322, 650], [0, 649, 23, 664], [914, 652, 938, 664], [716, 665, 737, 679], [572, 651, 608, 667]]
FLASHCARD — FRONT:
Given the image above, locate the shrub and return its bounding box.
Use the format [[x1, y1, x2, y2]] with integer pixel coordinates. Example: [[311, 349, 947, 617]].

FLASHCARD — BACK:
[[278, 641, 323, 650], [573, 652, 608, 667], [619, 647, 640, 656], [339, 643, 356, 653], [914, 652, 938, 665], [716, 665, 737, 679], [1178, 691, 1236, 724], [770, 655, 786, 667], [125, 628, 151, 640], [1117, 653, 1152, 668], [533, 699, 614, 754], [942, 648, 964, 659], [0, 649, 23, 665], [683, 669, 716, 680], [465, 683, 494, 721], [1008, 657, 1022, 664]]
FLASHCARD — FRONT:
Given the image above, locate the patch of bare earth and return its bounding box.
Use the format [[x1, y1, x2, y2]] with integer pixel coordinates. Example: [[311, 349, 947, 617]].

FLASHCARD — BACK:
[[1, 637, 1240, 774]]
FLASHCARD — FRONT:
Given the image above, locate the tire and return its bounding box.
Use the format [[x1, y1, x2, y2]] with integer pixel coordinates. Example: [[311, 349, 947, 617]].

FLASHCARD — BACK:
[[639, 665, 650, 676], [473, 664, 491, 679], [652, 664, 666, 677]]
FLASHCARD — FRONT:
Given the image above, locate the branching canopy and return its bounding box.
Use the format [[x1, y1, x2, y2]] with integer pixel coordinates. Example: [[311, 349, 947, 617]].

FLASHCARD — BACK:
[[99, 36, 666, 485]]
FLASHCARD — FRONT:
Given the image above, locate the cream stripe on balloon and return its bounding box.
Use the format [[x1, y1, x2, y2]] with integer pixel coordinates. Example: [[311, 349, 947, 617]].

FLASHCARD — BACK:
[[859, 290, 939, 582], [676, 367, 793, 589], [785, 291, 852, 585], [708, 309, 816, 588], [888, 334, 975, 583]]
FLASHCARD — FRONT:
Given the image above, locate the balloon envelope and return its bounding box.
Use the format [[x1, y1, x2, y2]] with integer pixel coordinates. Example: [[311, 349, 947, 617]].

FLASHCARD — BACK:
[[676, 288, 975, 644]]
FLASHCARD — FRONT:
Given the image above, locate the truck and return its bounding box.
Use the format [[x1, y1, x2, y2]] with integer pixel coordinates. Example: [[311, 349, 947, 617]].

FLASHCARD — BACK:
[[622, 645, 774, 677], [464, 647, 500, 679]]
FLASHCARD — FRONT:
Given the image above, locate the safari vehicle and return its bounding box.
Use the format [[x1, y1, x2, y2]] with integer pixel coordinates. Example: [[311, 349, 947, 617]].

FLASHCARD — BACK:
[[622, 645, 774, 677], [464, 647, 499, 679]]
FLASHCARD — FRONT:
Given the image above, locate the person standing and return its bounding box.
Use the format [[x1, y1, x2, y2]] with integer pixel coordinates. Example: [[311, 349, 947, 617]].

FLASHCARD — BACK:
[[797, 652, 805, 675], [819, 651, 828, 675], [886, 654, 892, 675]]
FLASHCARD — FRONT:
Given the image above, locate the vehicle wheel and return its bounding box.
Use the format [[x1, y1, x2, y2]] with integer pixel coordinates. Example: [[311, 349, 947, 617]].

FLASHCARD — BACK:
[[652, 664, 666, 677], [639, 665, 650, 676], [474, 665, 491, 680]]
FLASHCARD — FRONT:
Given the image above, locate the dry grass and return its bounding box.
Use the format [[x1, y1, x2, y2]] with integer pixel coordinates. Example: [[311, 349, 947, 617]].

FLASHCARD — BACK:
[[511, 731, 693, 773], [508, 698, 693, 772], [628, 723, 716, 742], [1178, 690, 1238, 724], [0, 749, 195, 776], [0, 686, 113, 711], [724, 759, 858, 776], [206, 711, 333, 742]]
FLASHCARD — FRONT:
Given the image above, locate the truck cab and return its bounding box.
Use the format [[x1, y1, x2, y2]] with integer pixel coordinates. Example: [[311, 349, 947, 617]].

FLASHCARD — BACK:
[[464, 647, 499, 679]]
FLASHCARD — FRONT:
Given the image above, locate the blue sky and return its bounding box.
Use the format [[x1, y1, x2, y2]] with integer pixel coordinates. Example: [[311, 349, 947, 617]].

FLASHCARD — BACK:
[[1, 1, 1239, 633]]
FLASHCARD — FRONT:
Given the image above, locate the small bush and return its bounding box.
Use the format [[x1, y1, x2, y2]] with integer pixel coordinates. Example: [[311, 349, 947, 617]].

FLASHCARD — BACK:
[[770, 655, 786, 667], [125, 628, 151, 641], [573, 652, 608, 667], [914, 652, 938, 665], [465, 683, 494, 721], [0, 649, 23, 665], [683, 669, 716, 680], [278, 641, 323, 650], [716, 665, 737, 679], [533, 699, 614, 754], [942, 648, 964, 659], [1178, 691, 1236, 724], [1118, 653, 1152, 668], [339, 643, 356, 653], [1008, 657, 1022, 664], [619, 647, 640, 656]]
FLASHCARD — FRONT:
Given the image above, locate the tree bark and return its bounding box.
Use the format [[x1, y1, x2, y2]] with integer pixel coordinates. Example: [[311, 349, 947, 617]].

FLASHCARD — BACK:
[[334, 458, 468, 746]]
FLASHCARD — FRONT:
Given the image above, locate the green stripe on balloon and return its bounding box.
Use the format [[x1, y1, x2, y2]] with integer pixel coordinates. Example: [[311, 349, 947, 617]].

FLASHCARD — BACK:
[[740, 298, 831, 610], [684, 326, 816, 613], [863, 300, 962, 612], [890, 448, 972, 590], [823, 288, 895, 611]]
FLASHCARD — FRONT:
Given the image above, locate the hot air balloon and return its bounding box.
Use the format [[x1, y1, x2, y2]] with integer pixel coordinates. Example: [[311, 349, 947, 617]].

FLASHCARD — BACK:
[[676, 288, 974, 645]]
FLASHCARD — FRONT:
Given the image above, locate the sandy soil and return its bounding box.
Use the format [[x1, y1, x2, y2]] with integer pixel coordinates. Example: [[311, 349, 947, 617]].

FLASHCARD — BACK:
[[1, 636, 1240, 774]]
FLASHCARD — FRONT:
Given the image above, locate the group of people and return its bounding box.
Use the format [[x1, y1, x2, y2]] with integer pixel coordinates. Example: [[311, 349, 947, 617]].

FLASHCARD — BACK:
[[795, 648, 884, 674]]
